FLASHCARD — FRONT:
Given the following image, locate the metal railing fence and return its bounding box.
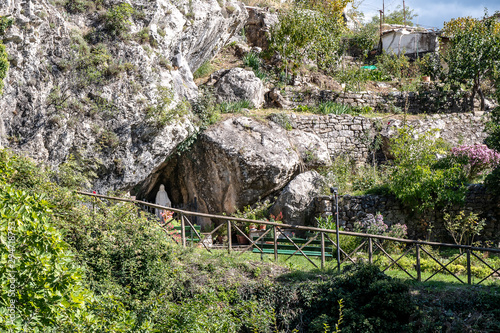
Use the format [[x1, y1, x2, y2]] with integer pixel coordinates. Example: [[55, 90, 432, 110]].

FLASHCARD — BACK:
[[77, 191, 500, 285]]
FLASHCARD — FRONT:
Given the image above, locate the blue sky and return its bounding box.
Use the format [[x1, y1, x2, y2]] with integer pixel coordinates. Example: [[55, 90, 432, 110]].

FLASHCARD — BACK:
[[356, 0, 500, 29]]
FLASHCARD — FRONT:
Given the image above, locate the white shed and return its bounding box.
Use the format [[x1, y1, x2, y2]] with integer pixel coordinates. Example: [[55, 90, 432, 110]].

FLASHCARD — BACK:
[[381, 28, 439, 57]]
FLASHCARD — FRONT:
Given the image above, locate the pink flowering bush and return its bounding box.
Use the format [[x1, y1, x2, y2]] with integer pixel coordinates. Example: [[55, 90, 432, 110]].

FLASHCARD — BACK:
[[451, 144, 500, 181]]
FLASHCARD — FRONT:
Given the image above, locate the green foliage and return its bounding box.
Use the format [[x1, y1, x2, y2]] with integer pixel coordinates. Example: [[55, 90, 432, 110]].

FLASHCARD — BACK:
[[370, 5, 418, 26], [217, 99, 253, 113], [243, 52, 267, 80], [193, 60, 214, 79], [0, 16, 13, 35], [485, 105, 500, 153], [442, 14, 500, 110], [320, 155, 389, 196], [145, 86, 189, 128], [375, 51, 411, 80], [104, 3, 134, 37], [0, 185, 90, 331], [243, 52, 261, 71], [268, 112, 293, 130], [0, 41, 8, 94], [192, 86, 221, 127], [65, 0, 92, 13], [268, 3, 346, 75], [343, 23, 378, 58], [444, 211, 486, 246], [388, 126, 467, 212]]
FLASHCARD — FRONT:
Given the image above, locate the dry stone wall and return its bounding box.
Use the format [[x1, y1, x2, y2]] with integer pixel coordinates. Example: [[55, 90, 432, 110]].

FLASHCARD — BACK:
[[314, 185, 500, 244], [267, 85, 492, 114], [290, 112, 489, 163]]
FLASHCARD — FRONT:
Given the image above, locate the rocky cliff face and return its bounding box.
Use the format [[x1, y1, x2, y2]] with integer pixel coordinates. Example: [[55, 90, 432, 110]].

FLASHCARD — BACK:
[[136, 116, 331, 226], [0, 0, 247, 192]]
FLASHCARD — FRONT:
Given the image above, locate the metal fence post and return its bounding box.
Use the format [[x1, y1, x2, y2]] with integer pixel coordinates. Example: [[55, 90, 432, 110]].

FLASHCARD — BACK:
[[467, 248, 471, 285], [321, 232, 325, 270], [368, 237, 373, 264], [227, 220, 232, 254], [273, 226, 278, 262], [416, 244, 421, 282], [181, 214, 186, 248]]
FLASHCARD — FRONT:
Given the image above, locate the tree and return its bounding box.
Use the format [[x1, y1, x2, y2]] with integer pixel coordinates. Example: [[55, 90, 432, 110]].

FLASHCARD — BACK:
[[442, 14, 500, 111], [268, 0, 351, 75], [370, 5, 418, 27]]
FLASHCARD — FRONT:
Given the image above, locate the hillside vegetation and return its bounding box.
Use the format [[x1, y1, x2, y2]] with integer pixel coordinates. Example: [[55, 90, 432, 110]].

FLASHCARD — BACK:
[[1, 149, 500, 332]]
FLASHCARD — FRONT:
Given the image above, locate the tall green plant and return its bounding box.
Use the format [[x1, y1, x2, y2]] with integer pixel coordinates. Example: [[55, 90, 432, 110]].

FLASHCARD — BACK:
[[268, 2, 347, 76], [442, 14, 500, 110], [389, 126, 467, 212]]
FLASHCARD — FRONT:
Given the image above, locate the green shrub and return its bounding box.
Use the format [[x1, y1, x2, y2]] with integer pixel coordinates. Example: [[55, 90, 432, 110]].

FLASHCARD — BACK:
[[0, 185, 90, 331], [0, 16, 13, 34], [145, 86, 190, 128], [315, 101, 351, 115], [217, 99, 253, 113], [268, 3, 346, 75], [0, 41, 8, 94], [192, 86, 220, 127], [243, 52, 261, 71], [104, 3, 134, 37], [388, 126, 467, 212], [193, 61, 214, 79]]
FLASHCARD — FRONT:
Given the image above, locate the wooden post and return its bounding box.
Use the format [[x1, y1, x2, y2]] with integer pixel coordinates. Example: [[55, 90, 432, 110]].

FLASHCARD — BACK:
[[321, 232, 325, 270], [227, 220, 232, 254], [416, 244, 421, 282], [467, 249, 471, 285], [181, 214, 186, 248], [368, 237, 373, 264], [273, 226, 278, 262]]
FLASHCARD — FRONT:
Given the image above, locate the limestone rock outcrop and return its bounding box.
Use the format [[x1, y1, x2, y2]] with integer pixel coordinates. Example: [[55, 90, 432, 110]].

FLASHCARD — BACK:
[[245, 6, 278, 50], [138, 117, 330, 226], [213, 67, 265, 108], [270, 171, 325, 226], [0, 0, 247, 192]]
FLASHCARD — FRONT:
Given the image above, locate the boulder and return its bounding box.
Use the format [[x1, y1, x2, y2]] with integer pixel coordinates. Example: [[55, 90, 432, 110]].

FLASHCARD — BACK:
[[245, 6, 279, 50], [0, 0, 248, 193], [213, 68, 265, 108], [270, 171, 325, 226], [138, 117, 330, 227]]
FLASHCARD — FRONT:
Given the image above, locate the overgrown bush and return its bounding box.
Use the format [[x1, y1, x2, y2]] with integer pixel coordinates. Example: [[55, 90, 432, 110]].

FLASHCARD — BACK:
[[268, 2, 346, 75], [104, 3, 134, 37], [388, 126, 468, 212]]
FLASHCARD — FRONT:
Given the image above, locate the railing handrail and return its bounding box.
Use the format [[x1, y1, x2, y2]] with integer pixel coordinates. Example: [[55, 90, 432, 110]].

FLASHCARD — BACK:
[[76, 191, 500, 254]]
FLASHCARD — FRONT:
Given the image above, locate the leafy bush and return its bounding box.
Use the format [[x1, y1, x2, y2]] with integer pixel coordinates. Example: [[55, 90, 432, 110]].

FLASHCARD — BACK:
[[193, 60, 214, 79], [0, 41, 8, 94], [268, 2, 346, 75], [450, 144, 500, 182], [104, 3, 134, 37], [145, 86, 190, 128], [444, 211, 486, 246], [0, 185, 90, 331], [388, 126, 467, 212], [217, 99, 253, 113]]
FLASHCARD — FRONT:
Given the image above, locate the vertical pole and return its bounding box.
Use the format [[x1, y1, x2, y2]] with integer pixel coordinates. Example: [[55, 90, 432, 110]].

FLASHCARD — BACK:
[[190, 220, 193, 245], [379, 9, 383, 50], [321, 232, 325, 270], [467, 249, 471, 285], [273, 226, 278, 262], [227, 220, 232, 254], [368, 237, 373, 264], [335, 192, 341, 272], [416, 244, 421, 282], [403, 0, 406, 28], [181, 214, 186, 248]]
